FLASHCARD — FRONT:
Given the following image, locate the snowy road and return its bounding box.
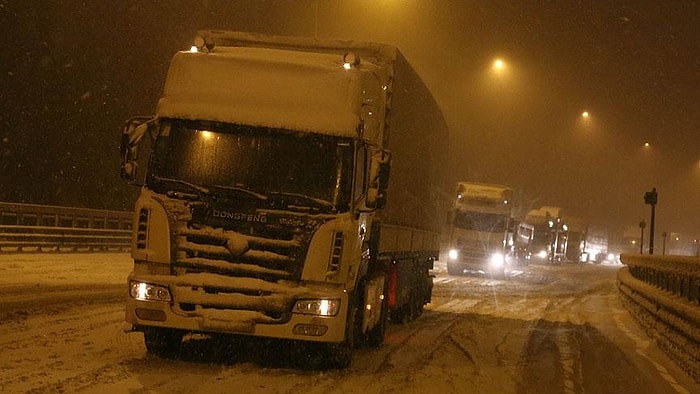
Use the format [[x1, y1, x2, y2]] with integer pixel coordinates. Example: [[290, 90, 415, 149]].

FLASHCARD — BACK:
[[0, 253, 698, 393]]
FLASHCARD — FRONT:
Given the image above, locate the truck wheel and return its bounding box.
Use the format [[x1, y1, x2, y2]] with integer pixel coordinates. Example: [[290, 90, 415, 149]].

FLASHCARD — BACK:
[[390, 304, 409, 324], [447, 263, 463, 276], [364, 295, 388, 347], [143, 327, 183, 357], [322, 299, 358, 369], [412, 293, 424, 320], [365, 315, 387, 347], [489, 267, 506, 280]]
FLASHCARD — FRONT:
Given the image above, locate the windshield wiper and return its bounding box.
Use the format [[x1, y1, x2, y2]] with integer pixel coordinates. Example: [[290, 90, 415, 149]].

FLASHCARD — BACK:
[[268, 191, 334, 212], [152, 176, 210, 201], [206, 184, 268, 201]]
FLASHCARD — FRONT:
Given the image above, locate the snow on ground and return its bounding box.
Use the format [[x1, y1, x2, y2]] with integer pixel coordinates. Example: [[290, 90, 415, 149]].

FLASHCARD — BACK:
[[0, 253, 699, 393], [0, 252, 131, 287], [0, 252, 131, 315]]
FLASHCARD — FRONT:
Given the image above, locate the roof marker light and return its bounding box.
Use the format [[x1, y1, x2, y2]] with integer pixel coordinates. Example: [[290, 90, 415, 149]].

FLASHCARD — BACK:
[[192, 36, 205, 52], [343, 52, 360, 69], [192, 34, 215, 53]]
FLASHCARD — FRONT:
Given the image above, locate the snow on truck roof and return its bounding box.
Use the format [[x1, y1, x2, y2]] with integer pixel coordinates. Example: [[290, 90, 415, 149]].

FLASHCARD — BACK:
[[456, 182, 513, 200], [525, 206, 564, 221], [194, 30, 398, 67], [157, 30, 398, 137]]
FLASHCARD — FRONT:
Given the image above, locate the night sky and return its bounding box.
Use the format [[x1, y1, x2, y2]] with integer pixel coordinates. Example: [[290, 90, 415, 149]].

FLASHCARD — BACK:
[[1, 1, 698, 237]]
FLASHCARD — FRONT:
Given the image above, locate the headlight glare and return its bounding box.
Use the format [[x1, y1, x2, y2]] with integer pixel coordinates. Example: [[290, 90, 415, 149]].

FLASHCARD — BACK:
[[130, 281, 172, 302], [490, 253, 505, 268], [448, 249, 459, 260], [294, 299, 340, 316]]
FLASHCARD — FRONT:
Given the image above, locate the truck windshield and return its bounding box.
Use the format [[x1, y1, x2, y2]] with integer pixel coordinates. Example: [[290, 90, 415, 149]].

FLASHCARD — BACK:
[[453, 211, 509, 232], [147, 119, 354, 212]]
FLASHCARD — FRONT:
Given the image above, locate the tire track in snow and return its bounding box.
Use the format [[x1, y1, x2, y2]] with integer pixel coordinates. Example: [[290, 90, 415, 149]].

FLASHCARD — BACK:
[[0, 304, 141, 393]]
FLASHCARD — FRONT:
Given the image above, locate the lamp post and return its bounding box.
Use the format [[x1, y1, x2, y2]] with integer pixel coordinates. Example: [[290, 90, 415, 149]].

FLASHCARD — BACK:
[[644, 188, 658, 255], [662, 232, 667, 255], [639, 220, 645, 254]]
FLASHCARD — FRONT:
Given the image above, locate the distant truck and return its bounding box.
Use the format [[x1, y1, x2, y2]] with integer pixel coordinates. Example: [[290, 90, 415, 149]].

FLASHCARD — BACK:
[[446, 182, 517, 278], [564, 217, 610, 263], [580, 224, 610, 263], [524, 206, 565, 263], [512, 220, 534, 264], [119, 30, 449, 368]]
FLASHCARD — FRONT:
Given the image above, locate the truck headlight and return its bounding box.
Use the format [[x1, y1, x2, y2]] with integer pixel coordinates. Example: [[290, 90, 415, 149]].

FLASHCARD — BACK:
[[490, 253, 505, 268], [129, 281, 172, 302], [294, 299, 341, 316], [448, 249, 459, 260]]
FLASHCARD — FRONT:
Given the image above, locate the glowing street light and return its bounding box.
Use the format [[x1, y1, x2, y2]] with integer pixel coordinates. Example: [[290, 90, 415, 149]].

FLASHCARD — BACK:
[[492, 58, 506, 73], [581, 111, 589, 118]]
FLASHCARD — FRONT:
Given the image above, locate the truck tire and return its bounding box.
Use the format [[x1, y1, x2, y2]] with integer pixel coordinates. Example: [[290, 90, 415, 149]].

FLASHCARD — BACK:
[[143, 327, 184, 357], [412, 291, 425, 320], [363, 280, 388, 347], [321, 298, 358, 369], [391, 292, 419, 324], [447, 263, 463, 276], [365, 313, 387, 347]]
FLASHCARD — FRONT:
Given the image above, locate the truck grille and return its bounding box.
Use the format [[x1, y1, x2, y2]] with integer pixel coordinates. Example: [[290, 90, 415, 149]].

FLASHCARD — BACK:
[[175, 224, 305, 281], [169, 218, 327, 328]]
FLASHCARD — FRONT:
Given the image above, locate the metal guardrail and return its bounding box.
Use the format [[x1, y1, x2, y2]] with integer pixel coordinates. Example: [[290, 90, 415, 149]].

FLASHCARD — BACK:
[[0, 202, 133, 252], [618, 253, 700, 383], [0, 225, 131, 252]]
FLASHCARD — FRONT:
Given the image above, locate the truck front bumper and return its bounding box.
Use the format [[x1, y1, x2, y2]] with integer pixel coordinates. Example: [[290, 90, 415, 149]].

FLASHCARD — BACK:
[[125, 278, 350, 344]]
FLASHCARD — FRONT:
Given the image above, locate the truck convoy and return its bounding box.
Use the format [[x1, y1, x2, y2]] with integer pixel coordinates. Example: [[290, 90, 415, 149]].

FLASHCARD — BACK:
[[119, 30, 449, 368], [446, 182, 518, 278], [525, 209, 611, 264]]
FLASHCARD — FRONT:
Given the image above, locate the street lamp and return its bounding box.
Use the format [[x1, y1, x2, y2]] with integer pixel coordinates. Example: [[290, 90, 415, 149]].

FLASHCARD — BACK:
[[492, 58, 505, 72]]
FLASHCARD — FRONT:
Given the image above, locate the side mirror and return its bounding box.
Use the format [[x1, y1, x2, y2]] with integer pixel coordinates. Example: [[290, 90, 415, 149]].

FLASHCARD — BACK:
[[366, 150, 391, 209], [120, 116, 155, 185]]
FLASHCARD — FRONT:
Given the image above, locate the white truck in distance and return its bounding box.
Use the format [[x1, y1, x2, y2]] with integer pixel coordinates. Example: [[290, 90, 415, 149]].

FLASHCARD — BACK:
[[119, 30, 449, 368], [446, 182, 516, 278]]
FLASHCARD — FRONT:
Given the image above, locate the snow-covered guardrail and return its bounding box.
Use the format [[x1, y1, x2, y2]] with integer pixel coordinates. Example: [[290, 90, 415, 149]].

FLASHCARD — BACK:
[[0, 225, 131, 252], [0, 202, 132, 252], [618, 253, 700, 382]]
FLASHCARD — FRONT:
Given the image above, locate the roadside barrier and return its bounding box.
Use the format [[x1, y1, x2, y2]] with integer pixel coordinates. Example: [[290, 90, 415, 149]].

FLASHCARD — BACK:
[[618, 253, 700, 382], [0, 202, 132, 252]]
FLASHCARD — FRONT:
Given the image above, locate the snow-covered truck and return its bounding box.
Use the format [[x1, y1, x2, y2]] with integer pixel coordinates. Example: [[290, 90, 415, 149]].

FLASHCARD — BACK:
[[563, 217, 609, 263], [446, 182, 515, 278], [119, 30, 449, 367], [524, 206, 565, 263]]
